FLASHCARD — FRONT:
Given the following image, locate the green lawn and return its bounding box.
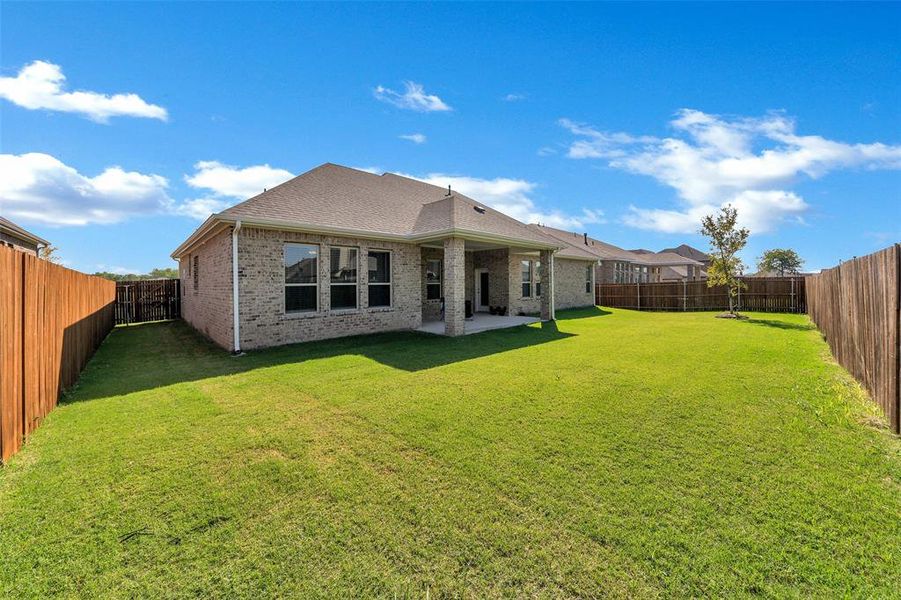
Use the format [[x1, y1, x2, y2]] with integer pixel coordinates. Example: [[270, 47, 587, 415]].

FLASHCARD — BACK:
[[1, 308, 899, 598]]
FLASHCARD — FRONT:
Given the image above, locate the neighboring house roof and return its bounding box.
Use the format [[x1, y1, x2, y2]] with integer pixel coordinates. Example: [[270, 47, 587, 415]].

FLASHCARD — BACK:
[[749, 269, 810, 278], [628, 249, 654, 255], [660, 244, 710, 263], [527, 225, 604, 261], [174, 163, 561, 258], [0, 216, 49, 246], [532, 225, 703, 267], [637, 251, 703, 267]]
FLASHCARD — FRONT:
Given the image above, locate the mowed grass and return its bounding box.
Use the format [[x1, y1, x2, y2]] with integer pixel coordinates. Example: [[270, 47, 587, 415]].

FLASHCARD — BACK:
[[1, 308, 899, 598]]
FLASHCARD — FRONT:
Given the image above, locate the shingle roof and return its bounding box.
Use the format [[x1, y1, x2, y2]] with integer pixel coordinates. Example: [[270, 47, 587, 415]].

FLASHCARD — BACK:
[[0, 216, 49, 246], [529, 225, 703, 266], [660, 243, 710, 263], [527, 225, 600, 261], [214, 163, 556, 247]]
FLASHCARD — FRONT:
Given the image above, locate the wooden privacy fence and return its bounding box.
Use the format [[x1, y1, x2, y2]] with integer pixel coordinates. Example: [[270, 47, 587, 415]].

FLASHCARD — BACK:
[[596, 277, 806, 313], [0, 246, 115, 463], [806, 244, 900, 433], [115, 279, 181, 325]]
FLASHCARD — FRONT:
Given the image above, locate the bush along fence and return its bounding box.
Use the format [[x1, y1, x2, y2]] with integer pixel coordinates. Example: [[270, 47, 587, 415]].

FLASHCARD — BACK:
[[806, 244, 900, 434], [0, 245, 115, 463], [595, 277, 806, 313], [115, 279, 181, 325]]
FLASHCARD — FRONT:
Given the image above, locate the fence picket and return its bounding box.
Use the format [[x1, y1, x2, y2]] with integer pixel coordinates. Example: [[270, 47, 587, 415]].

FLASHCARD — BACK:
[[0, 246, 115, 463]]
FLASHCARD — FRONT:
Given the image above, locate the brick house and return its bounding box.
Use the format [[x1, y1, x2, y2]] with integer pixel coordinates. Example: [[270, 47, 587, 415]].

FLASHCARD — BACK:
[[0, 216, 49, 256], [533, 225, 705, 284], [171, 163, 598, 352]]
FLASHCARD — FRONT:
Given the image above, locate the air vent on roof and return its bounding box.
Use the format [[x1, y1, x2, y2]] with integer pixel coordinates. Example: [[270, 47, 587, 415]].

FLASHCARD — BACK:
[[473, 205, 486, 214]]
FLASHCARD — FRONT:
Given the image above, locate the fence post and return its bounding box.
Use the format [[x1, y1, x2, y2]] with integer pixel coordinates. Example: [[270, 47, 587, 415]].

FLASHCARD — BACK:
[[737, 282, 741, 312], [791, 277, 796, 313], [636, 280, 641, 311], [683, 279, 687, 312]]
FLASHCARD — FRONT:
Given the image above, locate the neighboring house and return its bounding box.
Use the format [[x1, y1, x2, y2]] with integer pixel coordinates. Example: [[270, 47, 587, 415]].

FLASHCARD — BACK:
[[171, 163, 598, 351], [661, 244, 711, 274], [535, 226, 704, 284], [0, 216, 49, 256], [749, 269, 811, 278]]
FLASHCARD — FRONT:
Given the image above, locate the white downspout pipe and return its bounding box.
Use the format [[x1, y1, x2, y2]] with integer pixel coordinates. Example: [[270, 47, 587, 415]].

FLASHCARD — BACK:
[[232, 220, 242, 355]]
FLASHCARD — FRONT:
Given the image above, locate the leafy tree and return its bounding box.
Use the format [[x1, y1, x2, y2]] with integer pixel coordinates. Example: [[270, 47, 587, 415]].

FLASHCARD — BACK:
[[149, 267, 179, 279], [39, 245, 61, 263], [700, 205, 750, 315], [92, 267, 179, 281], [757, 248, 803, 277]]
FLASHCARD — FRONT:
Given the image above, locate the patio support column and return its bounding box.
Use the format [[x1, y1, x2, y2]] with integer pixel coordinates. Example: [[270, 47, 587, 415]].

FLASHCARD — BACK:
[[444, 237, 466, 336], [540, 249, 555, 321]]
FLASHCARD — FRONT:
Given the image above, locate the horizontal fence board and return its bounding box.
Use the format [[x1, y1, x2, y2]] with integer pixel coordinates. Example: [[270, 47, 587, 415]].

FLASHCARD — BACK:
[[595, 277, 806, 313], [115, 279, 181, 325], [0, 246, 115, 463], [806, 244, 900, 433]]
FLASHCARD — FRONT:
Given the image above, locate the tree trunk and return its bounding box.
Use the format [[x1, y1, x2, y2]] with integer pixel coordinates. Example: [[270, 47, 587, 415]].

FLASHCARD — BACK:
[[728, 291, 734, 314]]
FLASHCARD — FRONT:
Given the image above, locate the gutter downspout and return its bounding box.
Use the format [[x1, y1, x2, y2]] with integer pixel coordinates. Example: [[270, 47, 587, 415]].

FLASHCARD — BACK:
[[232, 220, 242, 355]]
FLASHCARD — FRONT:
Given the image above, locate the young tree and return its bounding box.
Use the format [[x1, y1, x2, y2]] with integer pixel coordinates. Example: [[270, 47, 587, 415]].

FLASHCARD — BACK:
[[757, 248, 803, 277], [700, 205, 750, 315], [39, 244, 61, 263]]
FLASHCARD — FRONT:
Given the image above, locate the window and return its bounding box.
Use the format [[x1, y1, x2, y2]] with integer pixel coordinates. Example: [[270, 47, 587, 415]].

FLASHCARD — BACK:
[[426, 259, 442, 300], [521, 260, 532, 298], [285, 243, 318, 313], [535, 261, 542, 297], [614, 261, 629, 284], [367, 250, 391, 308], [192, 255, 199, 292], [585, 264, 593, 293], [330, 247, 358, 310]]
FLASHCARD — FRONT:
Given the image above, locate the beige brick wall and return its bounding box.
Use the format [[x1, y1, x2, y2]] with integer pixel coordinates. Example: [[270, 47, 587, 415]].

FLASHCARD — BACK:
[[554, 257, 596, 310], [180, 228, 234, 350], [236, 227, 422, 350], [472, 249, 510, 310], [510, 254, 595, 315]]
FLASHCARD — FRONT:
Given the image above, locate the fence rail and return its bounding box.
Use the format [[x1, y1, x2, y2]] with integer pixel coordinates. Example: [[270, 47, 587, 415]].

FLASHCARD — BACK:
[[115, 279, 181, 325], [806, 244, 900, 433], [595, 277, 806, 313], [1, 246, 115, 463]]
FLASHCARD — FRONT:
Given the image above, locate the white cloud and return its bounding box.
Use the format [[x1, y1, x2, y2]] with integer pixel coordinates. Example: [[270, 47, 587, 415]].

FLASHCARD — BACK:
[[0, 153, 172, 226], [173, 197, 233, 220], [0, 60, 168, 123], [374, 81, 452, 112], [184, 160, 294, 200], [503, 93, 526, 102], [399, 133, 427, 144], [561, 109, 901, 233], [398, 171, 605, 229]]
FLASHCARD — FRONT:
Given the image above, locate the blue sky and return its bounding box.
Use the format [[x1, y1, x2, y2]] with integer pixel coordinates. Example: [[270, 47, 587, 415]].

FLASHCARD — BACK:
[[1, 2, 899, 274]]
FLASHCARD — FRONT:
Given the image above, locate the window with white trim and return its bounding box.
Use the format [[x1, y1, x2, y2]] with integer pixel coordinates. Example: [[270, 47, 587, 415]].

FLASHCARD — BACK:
[[330, 246, 358, 310], [367, 250, 391, 308], [285, 243, 318, 313], [535, 261, 542, 297], [426, 259, 442, 300], [585, 263, 593, 293], [521, 260, 532, 298]]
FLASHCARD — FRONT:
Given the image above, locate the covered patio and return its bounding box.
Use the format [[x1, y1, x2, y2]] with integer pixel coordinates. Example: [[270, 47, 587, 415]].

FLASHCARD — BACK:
[[416, 313, 541, 336], [419, 236, 556, 337]]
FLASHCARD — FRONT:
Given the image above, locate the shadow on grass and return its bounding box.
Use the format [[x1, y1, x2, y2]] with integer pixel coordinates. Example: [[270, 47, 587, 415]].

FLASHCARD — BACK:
[[66, 316, 577, 403], [742, 318, 815, 332], [555, 306, 612, 320]]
